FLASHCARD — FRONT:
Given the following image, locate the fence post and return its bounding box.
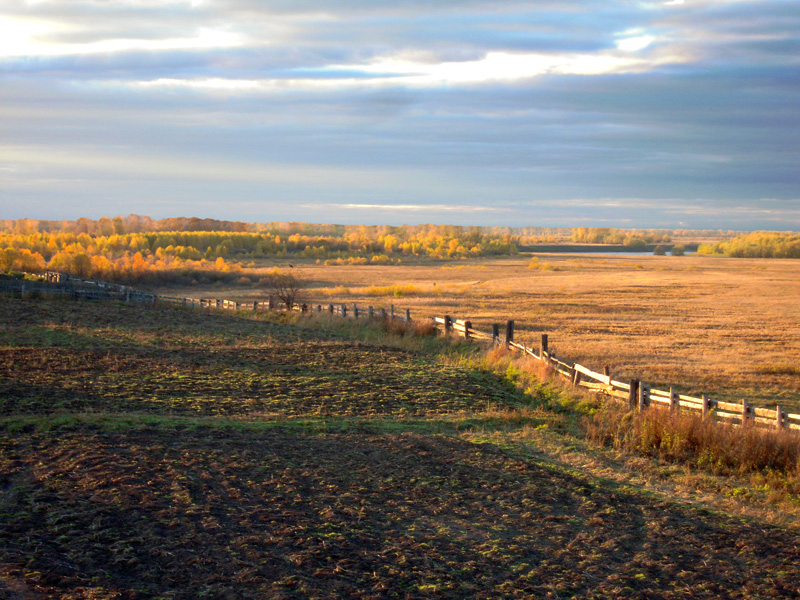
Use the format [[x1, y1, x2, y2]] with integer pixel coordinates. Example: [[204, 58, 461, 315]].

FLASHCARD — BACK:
[[572, 366, 581, 386], [353, 303, 359, 319], [268, 296, 275, 310], [776, 405, 784, 430], [328, 303, 334, 314], [492, 323, 499, 345], [702, 394, 710, 418], [669, 387, 678, 412], [317, 304, 321, 312], [253, 301, 258, 311], [444, 316, 452, 335], [741, 398, 749, 426], [505, 320, 514, 347], [628, 379, 639, 411], [381, 307, 387, 319], [464, 320, 471, 340], [540, 334, 548, 359], [301, 303, 307, 313], [368, 306, 373, 319], [638, 383, 648, 412], [405, 308, 411, 322], [342, 303, 347, 317]]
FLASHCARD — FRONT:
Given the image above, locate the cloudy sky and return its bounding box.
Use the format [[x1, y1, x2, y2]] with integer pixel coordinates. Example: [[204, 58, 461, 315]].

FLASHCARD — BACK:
[[1, 0, 798, 228]]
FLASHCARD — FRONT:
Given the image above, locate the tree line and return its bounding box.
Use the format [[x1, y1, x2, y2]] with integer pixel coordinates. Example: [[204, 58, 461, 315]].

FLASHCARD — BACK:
[[0, 220, 518, 283], [2, 215, 772, 284], [698, 232, 800, 258]]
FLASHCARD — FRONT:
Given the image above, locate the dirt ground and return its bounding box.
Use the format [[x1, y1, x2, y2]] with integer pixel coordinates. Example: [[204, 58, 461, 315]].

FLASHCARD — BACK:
[[3, 426, 800, 600], [2, 298, 800, 599]]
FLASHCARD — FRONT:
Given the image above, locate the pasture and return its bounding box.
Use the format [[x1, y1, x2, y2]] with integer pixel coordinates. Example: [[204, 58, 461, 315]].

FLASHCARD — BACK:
[[172, 253, 800, 410], [2, 297, 800, 598]]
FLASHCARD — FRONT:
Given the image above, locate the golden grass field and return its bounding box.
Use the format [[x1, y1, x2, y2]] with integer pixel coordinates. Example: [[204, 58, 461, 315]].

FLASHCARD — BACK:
[[159, 253, 800, 411]]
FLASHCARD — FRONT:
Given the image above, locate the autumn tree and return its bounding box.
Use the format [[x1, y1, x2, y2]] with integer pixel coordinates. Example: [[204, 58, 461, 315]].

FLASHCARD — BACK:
[[262, 268, 303, 309]]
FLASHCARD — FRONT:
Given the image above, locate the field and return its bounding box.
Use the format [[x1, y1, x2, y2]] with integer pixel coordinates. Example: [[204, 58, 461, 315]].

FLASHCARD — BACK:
[[165, 253, 800, 410], [2, 297, 800, 598]]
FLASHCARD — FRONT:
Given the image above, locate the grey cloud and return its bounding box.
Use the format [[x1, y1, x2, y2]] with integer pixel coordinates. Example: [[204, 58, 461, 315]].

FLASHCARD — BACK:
[[0, 0, 798, 228]]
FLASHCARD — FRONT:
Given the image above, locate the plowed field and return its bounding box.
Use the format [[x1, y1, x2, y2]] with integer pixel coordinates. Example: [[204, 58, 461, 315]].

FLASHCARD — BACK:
[[1, 298, 799, 599]]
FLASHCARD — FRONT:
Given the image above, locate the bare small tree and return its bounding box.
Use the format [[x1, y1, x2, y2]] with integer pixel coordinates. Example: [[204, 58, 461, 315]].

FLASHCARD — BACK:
[[262, 269, 303, 310]]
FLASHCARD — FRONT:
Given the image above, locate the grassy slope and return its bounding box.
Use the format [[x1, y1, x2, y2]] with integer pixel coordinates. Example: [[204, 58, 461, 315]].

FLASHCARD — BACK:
[[1, 298, 799, 599]]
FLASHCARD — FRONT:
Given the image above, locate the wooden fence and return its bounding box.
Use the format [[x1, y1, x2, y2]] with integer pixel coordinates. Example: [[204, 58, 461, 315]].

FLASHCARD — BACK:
[[429, 315, 799, 433], [5, 275, 797, 433], [0, 276, 157, 304]]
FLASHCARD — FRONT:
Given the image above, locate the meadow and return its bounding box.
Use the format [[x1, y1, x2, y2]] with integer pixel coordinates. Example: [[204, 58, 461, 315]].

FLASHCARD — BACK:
[[3, 297, 800, 598], [165, 252, 800, 411]]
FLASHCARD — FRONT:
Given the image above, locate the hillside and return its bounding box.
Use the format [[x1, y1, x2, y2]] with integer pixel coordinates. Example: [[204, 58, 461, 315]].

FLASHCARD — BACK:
[[2, 298, 799, 599]]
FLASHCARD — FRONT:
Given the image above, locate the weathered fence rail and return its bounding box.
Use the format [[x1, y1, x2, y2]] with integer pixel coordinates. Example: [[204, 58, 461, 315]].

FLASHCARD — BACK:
[[4, 274, 796, 432], [429, 314, 798, 432], [0, 276, 156, 304]]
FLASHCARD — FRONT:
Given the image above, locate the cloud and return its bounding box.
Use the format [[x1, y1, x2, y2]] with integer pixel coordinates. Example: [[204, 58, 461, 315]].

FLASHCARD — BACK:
[[319, 203, 510, 213], [0, 0, 798, 228]]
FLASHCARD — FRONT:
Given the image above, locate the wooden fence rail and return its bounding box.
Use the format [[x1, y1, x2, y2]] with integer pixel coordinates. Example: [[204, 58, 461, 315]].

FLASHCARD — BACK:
[[4, 275, 795, 433], [0, 277, 157, 304]]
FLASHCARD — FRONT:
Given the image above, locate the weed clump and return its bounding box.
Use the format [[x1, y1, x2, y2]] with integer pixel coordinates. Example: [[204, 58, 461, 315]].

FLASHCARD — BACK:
[[380, 317, 437, 337]]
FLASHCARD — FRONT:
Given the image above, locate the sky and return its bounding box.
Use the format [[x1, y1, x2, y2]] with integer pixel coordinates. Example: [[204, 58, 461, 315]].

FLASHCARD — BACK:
[[1, 0, 799, 229]]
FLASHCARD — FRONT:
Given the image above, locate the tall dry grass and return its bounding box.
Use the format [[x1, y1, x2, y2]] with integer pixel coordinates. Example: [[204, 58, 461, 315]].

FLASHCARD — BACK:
[[586, 405, 800, 492]]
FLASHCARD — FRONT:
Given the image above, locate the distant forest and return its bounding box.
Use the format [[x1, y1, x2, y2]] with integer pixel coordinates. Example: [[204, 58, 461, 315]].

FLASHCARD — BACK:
[[0, 215, 757, 284], [699, 232, 800, 258]]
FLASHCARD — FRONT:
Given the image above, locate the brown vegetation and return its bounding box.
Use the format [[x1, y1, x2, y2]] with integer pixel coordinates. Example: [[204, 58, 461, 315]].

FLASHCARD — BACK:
[[586, 405, 800, 486], [260, 268, 304, 309]]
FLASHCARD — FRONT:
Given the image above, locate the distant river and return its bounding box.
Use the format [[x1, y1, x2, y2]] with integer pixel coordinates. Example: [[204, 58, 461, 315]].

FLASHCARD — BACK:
[[520, 244, 699, 255]]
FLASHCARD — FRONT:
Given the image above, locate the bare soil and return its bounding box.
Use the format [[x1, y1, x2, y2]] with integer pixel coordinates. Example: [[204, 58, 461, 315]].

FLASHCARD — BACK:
[[2, 297, 800, 599]]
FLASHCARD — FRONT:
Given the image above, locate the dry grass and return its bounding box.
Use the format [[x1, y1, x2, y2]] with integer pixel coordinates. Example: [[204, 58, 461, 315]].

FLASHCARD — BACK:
[[156, 253, 800, 410], [586, 405, 800, 479], [583, 403, 800, 509]]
